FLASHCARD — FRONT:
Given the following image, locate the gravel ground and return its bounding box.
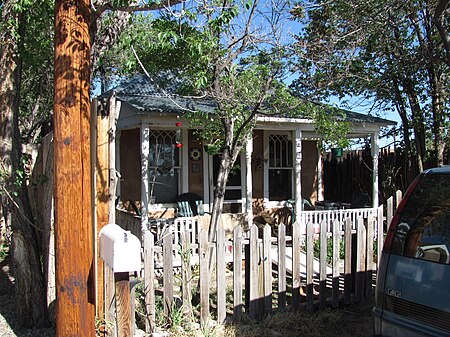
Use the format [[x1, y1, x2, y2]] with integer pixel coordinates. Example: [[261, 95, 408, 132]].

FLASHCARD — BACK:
[[0, 257, 55, 337]]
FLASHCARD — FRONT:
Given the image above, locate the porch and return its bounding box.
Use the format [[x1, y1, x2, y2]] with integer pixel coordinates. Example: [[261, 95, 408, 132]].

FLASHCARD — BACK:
[[100, 74, 395, 232]]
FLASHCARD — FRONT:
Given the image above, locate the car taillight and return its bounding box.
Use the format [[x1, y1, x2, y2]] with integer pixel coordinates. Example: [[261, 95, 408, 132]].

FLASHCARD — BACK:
[[382, 175, 422, 252]]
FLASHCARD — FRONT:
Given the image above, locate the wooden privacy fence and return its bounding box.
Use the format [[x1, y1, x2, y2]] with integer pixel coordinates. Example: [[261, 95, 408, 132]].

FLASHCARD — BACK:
[[115, 204, 390, 333]]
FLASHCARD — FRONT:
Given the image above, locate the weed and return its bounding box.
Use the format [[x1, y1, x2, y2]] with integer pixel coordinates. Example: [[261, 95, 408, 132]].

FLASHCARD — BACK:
[[0, 243, 9, 260], [313, 236, 345, 264], [95, 316, 114, 337]]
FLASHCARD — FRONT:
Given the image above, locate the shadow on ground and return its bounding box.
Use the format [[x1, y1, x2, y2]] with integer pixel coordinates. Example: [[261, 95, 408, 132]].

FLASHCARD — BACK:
[[0, 256, 55, 337]]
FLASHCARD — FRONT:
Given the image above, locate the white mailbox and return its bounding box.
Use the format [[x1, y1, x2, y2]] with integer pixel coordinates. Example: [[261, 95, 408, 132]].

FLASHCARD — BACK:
[[99, 223, 141, 273]]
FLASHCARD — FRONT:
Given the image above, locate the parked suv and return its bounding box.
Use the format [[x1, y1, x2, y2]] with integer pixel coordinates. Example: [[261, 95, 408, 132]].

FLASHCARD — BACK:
[[374, 166, 450, 337]]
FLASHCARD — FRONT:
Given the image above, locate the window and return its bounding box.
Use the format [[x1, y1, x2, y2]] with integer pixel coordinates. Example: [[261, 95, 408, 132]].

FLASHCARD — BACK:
[[149, 130, 180, 203], [392, 174, 450, 265], [268, 134, 293, 201]]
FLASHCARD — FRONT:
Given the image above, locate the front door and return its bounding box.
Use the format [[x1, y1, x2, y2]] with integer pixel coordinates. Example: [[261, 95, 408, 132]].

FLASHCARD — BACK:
[[208, 153, 245, 213]]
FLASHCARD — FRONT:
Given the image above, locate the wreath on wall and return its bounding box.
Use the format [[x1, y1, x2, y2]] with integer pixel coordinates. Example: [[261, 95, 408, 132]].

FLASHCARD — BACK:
[[189, 147, 202, 161]]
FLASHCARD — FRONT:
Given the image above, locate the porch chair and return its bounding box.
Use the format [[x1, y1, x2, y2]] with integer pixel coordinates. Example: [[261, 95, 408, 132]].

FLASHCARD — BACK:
[[176, 192, 207, 217]]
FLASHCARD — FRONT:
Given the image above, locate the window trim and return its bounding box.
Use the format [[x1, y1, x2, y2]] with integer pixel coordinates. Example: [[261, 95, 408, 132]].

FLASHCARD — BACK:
[[264, 130, 295, 207], [146, 128, 187, 206]]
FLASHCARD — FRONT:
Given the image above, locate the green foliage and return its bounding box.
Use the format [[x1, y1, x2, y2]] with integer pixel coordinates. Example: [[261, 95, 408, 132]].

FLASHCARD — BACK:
[[313, 106, 351, 151], [291, 0, 449, 166], [95, 316, 114, 337], [313, 236, 345, 265], [0, 243, 9, 260]]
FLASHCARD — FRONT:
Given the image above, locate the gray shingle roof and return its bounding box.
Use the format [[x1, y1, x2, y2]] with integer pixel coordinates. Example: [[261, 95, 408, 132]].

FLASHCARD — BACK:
[[103, 74, 396, 126], [101, 73, 217, 114]]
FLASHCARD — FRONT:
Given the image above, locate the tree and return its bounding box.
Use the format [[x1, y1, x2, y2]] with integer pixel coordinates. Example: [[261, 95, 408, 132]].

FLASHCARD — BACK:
[[291, 0, 449, 176], [0, 0, 51, 327], [0, 0, 184, 329], [105, 0, 319, 256]]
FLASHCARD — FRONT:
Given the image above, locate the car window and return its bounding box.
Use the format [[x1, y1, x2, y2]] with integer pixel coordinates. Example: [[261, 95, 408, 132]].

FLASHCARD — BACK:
[[391, 174, 450, 265]]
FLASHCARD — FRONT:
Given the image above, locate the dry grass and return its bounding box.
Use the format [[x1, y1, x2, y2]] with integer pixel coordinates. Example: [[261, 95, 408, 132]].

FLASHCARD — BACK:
[[149, 298, 375, 337], [221, 300, 375, 337]]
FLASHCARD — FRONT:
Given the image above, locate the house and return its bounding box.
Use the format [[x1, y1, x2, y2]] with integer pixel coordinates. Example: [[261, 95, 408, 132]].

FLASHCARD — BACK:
[[98, 74, 395, 226]]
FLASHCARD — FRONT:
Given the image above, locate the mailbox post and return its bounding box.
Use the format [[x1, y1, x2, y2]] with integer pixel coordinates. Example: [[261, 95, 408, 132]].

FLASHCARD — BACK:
[[99, 224, 141, 336]]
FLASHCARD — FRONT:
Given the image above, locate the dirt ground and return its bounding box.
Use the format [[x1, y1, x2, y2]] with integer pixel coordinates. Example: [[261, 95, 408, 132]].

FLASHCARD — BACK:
[[0, 256, 55, 337], [0, 254, 374, 337]]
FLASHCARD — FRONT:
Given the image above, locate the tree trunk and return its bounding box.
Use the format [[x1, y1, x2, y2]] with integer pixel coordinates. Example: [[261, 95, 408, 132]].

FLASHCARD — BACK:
[[403, 78, 426, 172], [0, 1, 49, 328], [29, 134, 56, 314], [207, 119, 244, 269], [392, 79, 416, 185], [428, 66, 446, 167], [0, 1, 15, 249]]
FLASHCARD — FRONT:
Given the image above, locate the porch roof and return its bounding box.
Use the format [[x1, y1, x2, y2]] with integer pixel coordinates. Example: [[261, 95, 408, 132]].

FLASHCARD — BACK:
[[101, 73, 396, 127]]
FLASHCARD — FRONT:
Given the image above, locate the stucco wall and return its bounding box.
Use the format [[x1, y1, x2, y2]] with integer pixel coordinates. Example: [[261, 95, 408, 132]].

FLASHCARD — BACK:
[[118, 128, 319, 214]]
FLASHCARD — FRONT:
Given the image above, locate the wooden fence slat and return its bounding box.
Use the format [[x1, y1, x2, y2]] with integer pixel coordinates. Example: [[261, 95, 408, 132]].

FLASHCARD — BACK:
[[344, 218, 352, 305], [306, 221, 314, 312], [199, 221, 209, 324], [278, 223, 286, 310], [143, 230, 155, 333], [292, 220, 301, 310], [181, 226, 193, 320], [386, 196, 394, 228], [217, 224, 226, 323], [366, 215, 375, 299], [249, 224, 261, 318], [355, 217, 366, 303], [105, 266, 116, 337], [163, 229, 173, 317], [233, 225, 243, 321], [377, 205, 384, 265], [263, 224, 272, 314], [319, 220, 327, 310], [395, 190, 403, 209], [332, 219, 340, 308]]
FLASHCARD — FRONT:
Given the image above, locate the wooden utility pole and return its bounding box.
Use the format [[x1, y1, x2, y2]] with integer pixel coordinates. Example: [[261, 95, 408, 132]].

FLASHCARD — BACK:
[[54, 0, 95, 335]]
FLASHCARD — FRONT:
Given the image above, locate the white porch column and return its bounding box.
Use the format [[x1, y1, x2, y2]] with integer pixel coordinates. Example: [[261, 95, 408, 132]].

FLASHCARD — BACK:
[[371, 132, 379, 207], [294, 128, 302, 216], [140, 123, 150, 231], [317, 147, 324, 201], [245, 136, 254, 224]]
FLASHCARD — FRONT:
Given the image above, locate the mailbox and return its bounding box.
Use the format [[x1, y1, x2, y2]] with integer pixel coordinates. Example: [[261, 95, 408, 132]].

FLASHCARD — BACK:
[[99, 223, 141, 273]]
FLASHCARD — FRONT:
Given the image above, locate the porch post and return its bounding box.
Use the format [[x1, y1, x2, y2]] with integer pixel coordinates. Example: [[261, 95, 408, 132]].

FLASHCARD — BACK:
[[294, 128, 302, 215], [371, 132, 379, 207], [181, 128, 189, 193], [245, 136, 254, 224], [317, 146, 323, 201], [140, 123, 150, 231], [292, 127, 302, 308]]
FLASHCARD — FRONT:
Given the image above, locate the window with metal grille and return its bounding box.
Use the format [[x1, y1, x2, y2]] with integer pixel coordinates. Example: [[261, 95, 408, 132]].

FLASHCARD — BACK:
[[149, 130, 180, 203], [269, 134, 293, 201]]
